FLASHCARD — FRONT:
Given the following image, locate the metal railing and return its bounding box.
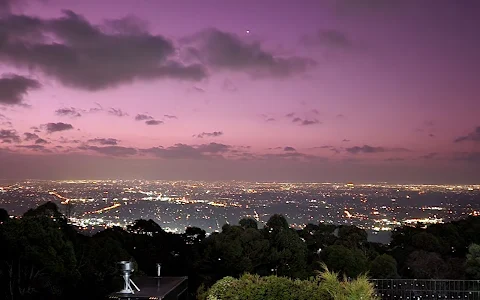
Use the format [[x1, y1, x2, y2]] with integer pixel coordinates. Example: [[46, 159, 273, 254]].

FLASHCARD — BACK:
[[371, 279, 480, 300]]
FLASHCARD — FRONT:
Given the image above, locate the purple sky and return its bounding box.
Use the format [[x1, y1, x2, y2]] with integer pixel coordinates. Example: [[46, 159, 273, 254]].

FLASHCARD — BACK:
[[0, 0, 479, 183]]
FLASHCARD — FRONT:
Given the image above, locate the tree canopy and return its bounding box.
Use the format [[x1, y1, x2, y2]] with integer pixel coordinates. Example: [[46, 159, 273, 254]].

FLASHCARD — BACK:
[[2, 202, 480, 299]]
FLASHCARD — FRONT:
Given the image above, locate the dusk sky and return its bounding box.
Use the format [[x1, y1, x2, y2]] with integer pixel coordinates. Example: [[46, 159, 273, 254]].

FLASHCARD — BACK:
[[0, 0, 479, 183]]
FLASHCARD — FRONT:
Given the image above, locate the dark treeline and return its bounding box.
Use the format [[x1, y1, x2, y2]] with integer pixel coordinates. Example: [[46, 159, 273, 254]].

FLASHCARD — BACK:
[[1, 202, 480, 300]]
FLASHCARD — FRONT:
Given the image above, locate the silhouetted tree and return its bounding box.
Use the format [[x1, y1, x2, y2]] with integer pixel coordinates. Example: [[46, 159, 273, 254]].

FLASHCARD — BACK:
[[466, 244, 480, 279], [370, 254, 398, 278], [184, 226, 206, 244], [239, 218, 258, 230], [322, 245, 368, 278], [23, 201, 64, 219], [266, 214, 289, 231], [0, 217, 78, 300], [0, 208, 8, 223], [337, 225, 368, 247], [127, 219, 164, 235], [412, 232, 442, 253], [406, 250, 446, 279], [268, 226, 308, 278]]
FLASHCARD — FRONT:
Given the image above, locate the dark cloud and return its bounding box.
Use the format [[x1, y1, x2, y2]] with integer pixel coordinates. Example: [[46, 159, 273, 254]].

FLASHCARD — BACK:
[[192, 86, 205, 93], [23, 132, 39, 141], [16, 144, 50, 152], [258, 151, 325, 162], [57, 136, 80, 144], [301, 119, 320, 126], [196, 131, 223, 138], [312, 145, 341, 154], [285, 112, 295, 118], [35, 138, 48, 144], [135, 114, 153, 121], [0, 74, 41, 106], [185, 28, 316, 78], [260, 114, 276, 122], [457, 152, 480, 163], [0, 11, 207, 90], [87, 138, 118, 145], [145, 119, 163, 125], [103, 15, 148, 35], [415, 120, 437, 138], [141, 142, 231, 159], [346, 145, 409, 154], [385, 157, 405, 162], [196, 142, 230, 153], [0, 0, 47, 14], [88, 103, 103, 113], [454, 126, 480, 143], [0, 0, 23, 13], [292, 117, 320, 126], [164, 114, 177, 119], [43, 122, 74, 133], [0, 0, 13, 13], [222, 79, 237, 92], [0, 128, 20, 143], [346, 145, 385, 154], [82, 145, 136, 156], [420, 152, 438, 160], [284, 146, 296, 152], [337, 114, 345, 119], [16, 144, 43, 149], [55, 107, 82, 117], [342, 139, 350, 142], [424, 120, 435, 127], [108, 108, 128, 117], [301, 29, 352, 48]]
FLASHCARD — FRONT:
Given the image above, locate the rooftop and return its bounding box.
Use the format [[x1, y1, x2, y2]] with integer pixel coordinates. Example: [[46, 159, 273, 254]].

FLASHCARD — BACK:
[[108, 276, 188, 300]]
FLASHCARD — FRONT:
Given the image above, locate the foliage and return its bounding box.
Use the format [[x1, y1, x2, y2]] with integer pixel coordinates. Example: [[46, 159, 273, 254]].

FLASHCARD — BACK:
[[337, 225, 368, 247], [406, 250, 446, 279], [22, 201, 64, 219], [318, 265, 378, 300], [322, 245, 368, 278], [266, 214, 289, 231], [206, 273, 328, 300], [127, 219, 165, 235], [369, 254, 398, 279], [206, 267, 377, 300], [267, 225, 308, 278], [239, 218, 258, 230], [3, 202, 480, 299], [0, 217, 79, 300], [0, 208, 8, 222], [465, 244, 480, 279]]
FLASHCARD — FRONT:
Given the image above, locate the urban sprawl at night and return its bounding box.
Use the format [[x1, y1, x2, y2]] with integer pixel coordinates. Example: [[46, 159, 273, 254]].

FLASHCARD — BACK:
[[1, 180, 479, 242]]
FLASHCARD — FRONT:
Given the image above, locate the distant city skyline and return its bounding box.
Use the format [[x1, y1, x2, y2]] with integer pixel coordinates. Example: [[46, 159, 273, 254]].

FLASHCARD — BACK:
[[0, 0, 479, 183]]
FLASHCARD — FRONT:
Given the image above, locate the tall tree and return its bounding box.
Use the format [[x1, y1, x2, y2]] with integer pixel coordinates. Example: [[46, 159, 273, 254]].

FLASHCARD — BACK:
[[370, 254, 398, 279], [0, 217, 78, 300], [0, 208, 8, 223], [466, 244, 480, 279], [322, 245, 368, 278]]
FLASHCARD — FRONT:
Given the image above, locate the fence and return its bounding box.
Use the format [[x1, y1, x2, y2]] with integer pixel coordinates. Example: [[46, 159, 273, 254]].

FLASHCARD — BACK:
[[371, 279, 480, 300]]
